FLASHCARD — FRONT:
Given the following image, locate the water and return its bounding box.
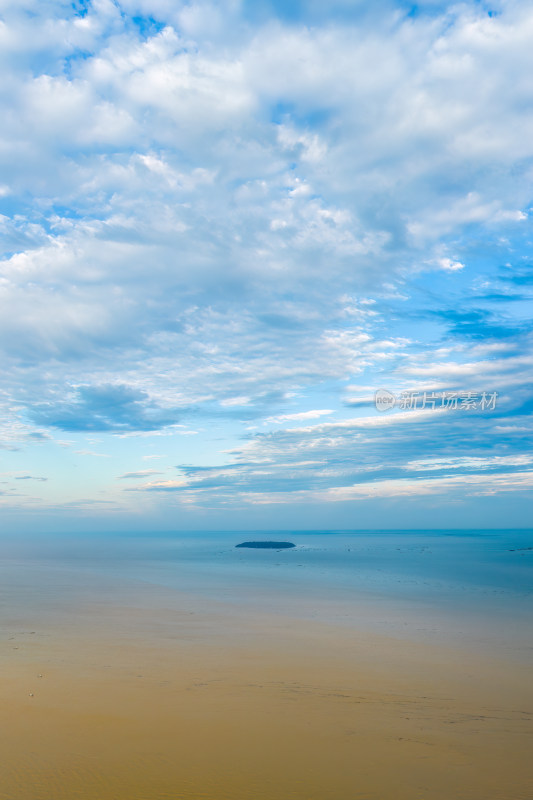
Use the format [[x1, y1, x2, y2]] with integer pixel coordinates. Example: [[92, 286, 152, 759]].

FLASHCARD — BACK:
[[1, 529, 531, 654], [1, 529, 532, 800]]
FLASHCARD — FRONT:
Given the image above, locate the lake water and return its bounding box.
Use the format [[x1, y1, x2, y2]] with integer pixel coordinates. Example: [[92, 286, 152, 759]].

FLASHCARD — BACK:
[[1, 528, 532, 800], [1, 528, 531, 655]]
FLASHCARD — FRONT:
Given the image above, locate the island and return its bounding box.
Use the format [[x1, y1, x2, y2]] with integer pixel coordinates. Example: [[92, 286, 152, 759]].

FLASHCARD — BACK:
[[235, 541, 296, 549]]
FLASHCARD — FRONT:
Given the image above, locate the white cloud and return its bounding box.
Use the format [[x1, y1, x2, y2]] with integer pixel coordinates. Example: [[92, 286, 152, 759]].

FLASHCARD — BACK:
[[404, 455, 533, 471], [438, 257, 464, 272], [266, 409, 334, 423], [220, 396, 252, 407], [1, 1, 533, 523], [322, 471, 533, 501]]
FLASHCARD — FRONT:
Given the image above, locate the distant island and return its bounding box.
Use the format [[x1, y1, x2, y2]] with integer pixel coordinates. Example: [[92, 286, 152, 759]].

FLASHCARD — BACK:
[[235, 541, 296, 549]]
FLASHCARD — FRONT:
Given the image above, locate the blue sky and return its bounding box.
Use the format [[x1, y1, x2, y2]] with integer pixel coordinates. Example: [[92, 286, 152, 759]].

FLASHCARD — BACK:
[[1, 0, 532, 532]]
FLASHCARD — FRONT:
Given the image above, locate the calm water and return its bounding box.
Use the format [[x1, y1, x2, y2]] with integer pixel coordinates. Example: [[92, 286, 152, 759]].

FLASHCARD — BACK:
[[1, 529, 532, 654]]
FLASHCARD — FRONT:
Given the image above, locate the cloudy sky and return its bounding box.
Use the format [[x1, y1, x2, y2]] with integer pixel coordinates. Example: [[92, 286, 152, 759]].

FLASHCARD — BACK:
[[1, 0, 532, 532]]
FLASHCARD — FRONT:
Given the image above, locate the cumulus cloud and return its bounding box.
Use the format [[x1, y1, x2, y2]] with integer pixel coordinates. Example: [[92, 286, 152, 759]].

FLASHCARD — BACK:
[[1, 0, 532, 522], [30, 384, 182, 432]]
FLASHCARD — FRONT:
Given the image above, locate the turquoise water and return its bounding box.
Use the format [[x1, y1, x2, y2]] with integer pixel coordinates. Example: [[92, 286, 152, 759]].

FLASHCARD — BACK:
[[1, 529, 531, 654]]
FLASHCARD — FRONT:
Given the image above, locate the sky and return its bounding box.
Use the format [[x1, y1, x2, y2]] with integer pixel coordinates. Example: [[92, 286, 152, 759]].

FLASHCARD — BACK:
[[1, 0, 533, 533]]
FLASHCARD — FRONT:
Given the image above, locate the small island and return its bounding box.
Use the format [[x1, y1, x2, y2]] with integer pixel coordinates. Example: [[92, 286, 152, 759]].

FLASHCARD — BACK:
[[235, 541, 296, 549]]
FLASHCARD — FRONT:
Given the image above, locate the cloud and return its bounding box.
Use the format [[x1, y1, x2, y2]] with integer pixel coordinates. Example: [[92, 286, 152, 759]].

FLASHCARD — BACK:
[[124, 392, 533, 507], [117, 469, 163, 478], [266, 409, 334, 423], [1, 1, 533, 525], [404, 455, 533, 471], [437, 258, 464, 272], [30, 384, 182, 432], [323, 471, 533, 501]]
